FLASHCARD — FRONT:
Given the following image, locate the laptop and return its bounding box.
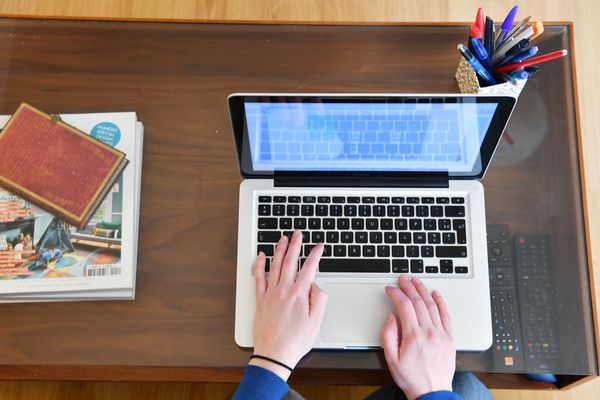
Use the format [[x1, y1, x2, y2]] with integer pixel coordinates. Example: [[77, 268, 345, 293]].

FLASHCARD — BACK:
[[229, 93, 516, 351]]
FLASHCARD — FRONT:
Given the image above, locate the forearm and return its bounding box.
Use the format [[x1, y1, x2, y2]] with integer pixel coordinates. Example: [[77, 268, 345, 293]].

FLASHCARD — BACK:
[[232, 365, 289, 400]]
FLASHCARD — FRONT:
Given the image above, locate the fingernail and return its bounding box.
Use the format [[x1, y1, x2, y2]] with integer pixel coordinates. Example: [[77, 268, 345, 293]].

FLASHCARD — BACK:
[[293, 230, 301, 237], [386, 313, 393, 323]]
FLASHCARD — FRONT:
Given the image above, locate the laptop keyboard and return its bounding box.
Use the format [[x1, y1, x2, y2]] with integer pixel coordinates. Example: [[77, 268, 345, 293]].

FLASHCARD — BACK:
[[256, 194, 470, 275]]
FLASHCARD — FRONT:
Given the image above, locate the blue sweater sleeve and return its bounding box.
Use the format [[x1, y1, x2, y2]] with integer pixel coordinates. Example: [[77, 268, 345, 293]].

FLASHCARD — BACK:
[[417, 391, 463, 400], [232, 365, 289, 400]]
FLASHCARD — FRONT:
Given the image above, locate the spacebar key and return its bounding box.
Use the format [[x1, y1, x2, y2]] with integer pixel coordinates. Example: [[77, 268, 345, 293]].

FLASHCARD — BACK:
[[319, 258, 390, 273]]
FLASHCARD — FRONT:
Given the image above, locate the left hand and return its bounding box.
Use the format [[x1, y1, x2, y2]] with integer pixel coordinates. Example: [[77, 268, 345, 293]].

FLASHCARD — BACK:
[[250, 230, 328, 380]]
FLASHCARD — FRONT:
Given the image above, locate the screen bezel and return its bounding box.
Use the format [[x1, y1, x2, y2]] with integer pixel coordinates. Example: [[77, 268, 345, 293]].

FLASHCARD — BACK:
[[228, 93, 516, 180]]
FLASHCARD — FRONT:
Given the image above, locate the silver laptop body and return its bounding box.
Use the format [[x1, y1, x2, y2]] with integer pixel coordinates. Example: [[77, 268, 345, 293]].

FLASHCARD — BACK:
[[229, 93, 517, 351]]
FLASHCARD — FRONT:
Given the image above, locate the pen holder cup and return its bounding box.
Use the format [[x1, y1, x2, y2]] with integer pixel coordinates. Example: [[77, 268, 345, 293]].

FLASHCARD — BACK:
[[455, 58, 526, 97]]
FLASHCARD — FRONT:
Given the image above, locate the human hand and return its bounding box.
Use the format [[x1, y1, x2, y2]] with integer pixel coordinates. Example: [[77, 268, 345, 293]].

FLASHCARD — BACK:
[[250, 230, 328, 381], [381, 276, 456, 400]]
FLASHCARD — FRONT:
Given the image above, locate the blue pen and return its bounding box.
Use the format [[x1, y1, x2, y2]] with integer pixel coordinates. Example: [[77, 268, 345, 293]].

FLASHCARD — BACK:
[[508, 46, 539, 64], [509, 70, 529, 80], [457, 44, 497, 86], [497, 5, 519, 46], [470, 38, 492, 68]]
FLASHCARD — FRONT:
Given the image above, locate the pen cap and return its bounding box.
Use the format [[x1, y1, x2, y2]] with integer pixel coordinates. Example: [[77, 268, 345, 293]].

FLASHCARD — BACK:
[[455, 57, 526, 97]]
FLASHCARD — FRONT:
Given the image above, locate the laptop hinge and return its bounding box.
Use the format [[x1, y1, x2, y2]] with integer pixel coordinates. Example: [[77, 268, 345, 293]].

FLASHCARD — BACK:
[[273, 171, 450, 188]]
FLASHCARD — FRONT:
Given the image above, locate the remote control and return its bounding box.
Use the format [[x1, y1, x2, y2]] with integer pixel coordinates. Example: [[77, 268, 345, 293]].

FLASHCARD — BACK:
[[486, 224, 525, 372], [514, 234, 560, 372]]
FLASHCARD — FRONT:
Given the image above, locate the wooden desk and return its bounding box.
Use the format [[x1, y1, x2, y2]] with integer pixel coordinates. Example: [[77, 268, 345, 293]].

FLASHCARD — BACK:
[[0, 18, 596, 389]]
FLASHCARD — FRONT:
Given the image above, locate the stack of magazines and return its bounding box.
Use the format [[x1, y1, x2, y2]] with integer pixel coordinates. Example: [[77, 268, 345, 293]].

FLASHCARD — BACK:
[[0, 112, 143, 302]]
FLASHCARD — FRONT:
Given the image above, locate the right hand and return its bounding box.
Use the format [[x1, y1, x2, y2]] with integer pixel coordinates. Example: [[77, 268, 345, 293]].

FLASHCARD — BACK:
[[381, 276, 456, 400]]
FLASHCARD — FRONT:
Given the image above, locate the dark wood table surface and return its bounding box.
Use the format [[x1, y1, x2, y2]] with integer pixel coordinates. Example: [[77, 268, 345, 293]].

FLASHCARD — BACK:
[[0, 18, 595, 388]]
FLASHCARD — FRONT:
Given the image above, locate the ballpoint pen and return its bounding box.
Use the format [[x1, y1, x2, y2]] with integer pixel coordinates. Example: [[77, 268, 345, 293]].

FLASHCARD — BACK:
[[493, 26, 534, 63], [502, 38, 530, 60], [530, 21, 544, 40], [470, 37, 492, 69], [524, 66, 540, 76], [457, 44, 497, 86], [503, 16, 531, 40], [509, 70, 529, 80], [495, 5, 519, 47], [494, 49, 568, 73], [507, 46, 538, 63], [484, 17, 495, 58]]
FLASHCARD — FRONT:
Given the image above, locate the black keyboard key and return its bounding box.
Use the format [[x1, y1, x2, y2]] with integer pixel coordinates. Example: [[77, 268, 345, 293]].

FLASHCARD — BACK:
[[393, 259, 409, 273], [258, 218, 277, 229], [407, 246, 419, 257], [384, 232, 396, 243], [426, 266, 439, 273], [344, 205, 357, 216], [401, 206, 415, 217], [431, 206, 444, 217], [330, 205, 343, 216], [304, 245, 316, 257], [395, 219, 408, 230], [257, 244, 274, 256], [308, 218, 321, 229], [337, 218, 350, 230], [351, 218, 364, 230], [416, 206, 429, 217], [369, 232, 383, 243], [377, 245, 391, 257], [428, 232, 441, 244], [326, 231, 340, 243], [453, 219, 467, 244], [422, 197, 435, 204], [387, 205, 400, 217], [445, 206, 465, 217], [392, 197, 405, 204], [319, 258, 390, 273], [258, 231, 281, 243], [455, 266, 469, 273], [332, 196, 346, 203], [366, 219, 379, 230], [258, 196, 271, 203], [407, 197, 420, 204], [258, 204, 271, 216], [294, 218, 307, 229], [358, 205, 371, 216], [392, 245, 405, 257], [442, 232, 456, 244], [288, 196, 301, 203], [340, 231, 353, 243], [373, 205, 386, 217], [301, 205, 314, 216], [280, 218, 292, 229], [300, 231, 310, 242], [424, 219, 436, 230], [355, 231, 368, 243], [323, 218, 335, 230], [398, 232, 411, 243], [316, 204, 328, 216], [439, 219, 452, 230], [363, 246, 376, 257], [299, 258, 307, 268], [264, 258, 271, 272], [440, 259, 453, 273], [312, 231, 325, 243], [409, 219, 422, 230], [377, 197, 390, 204], [303, 196, 316, 203], [413, 232, 426, 244], [274, 196, 286, 203], [348, 245, 361, 257], [421, 246, 434, 257], [362, 197, 375, 203], [334, 245, 346, 257], [323, 245, 332, 257], [436, 197, 450, 204], [347, 196, 361, 203], [273, 204, 285, 216], [380, 218, 393, 230], [436, 246, 468, 258], [410, 259, 424, 273], [451, 197, 465, 204], [318, 196, 331, 203], [287, 204, 300, 216]]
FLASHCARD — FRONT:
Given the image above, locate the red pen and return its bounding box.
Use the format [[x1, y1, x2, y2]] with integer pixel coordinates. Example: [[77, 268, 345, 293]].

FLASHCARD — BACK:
[[494, 49, 568, 73], [470, 25, 483, 39], [475, 7, 484, 33]]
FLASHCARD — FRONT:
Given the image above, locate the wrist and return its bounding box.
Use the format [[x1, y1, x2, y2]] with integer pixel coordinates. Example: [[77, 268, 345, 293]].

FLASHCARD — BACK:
[[405, 384, 453, 400], [248, 357, 292, 382]]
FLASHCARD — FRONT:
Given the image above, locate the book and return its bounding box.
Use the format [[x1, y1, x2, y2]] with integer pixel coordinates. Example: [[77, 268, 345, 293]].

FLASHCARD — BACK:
[[0, 112, 142, 302], [0, 103, 129, 229]]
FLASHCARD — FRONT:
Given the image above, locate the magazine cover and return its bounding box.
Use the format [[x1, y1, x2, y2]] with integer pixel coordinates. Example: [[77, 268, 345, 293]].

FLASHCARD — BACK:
[[0, 112, 138, 295]]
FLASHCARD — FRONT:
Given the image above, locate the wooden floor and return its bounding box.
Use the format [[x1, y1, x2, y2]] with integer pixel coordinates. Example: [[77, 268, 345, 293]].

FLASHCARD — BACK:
[[0, 1, 598, 399]]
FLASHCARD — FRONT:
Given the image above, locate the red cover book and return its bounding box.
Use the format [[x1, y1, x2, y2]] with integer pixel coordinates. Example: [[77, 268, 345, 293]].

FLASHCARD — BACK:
[[0, 103, 128, 229]]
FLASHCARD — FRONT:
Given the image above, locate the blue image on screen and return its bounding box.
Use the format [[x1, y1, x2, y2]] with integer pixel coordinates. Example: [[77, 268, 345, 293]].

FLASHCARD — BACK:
[[245, 100, 497, 174]]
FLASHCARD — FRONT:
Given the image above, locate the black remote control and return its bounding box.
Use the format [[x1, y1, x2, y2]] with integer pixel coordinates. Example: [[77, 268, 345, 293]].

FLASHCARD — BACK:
[[514, 234, 560, 372], [486, 224, 525, 372]]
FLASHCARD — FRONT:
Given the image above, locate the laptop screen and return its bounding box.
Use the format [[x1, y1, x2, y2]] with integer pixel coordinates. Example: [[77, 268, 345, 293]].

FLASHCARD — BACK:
[[229, 95, 516, 179]]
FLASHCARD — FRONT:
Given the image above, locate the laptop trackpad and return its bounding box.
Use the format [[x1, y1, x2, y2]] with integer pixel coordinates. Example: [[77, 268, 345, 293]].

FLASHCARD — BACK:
[[321, 283, 392, 345]]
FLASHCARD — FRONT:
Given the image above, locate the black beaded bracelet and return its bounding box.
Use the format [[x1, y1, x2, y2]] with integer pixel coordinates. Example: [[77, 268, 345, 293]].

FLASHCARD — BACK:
[[250, 355, 294, 373]]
